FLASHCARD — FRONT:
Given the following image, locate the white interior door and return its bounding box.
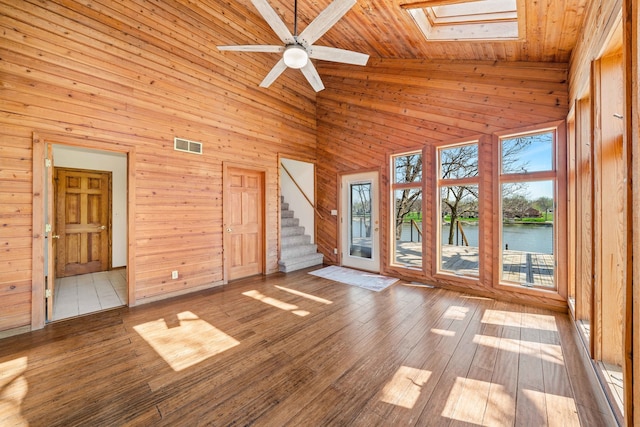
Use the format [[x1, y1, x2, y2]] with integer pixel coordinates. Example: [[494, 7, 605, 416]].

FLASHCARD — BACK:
[[341, 171, 380, 272]]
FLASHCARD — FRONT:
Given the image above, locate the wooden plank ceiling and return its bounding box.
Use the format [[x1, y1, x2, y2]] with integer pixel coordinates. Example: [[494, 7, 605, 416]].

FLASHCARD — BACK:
[[216, 0, 588, 63]]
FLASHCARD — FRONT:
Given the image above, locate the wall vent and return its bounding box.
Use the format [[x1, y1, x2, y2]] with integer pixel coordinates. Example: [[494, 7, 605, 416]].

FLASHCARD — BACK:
[[174, 137, 202, 154]]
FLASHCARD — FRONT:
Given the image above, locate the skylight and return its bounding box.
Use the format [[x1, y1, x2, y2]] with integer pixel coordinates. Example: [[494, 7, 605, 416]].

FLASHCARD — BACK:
[[403, 0, 524, 41]]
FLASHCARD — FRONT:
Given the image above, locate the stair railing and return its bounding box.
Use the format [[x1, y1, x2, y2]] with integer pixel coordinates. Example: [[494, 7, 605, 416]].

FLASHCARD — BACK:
[[280, 162, 324, 219]]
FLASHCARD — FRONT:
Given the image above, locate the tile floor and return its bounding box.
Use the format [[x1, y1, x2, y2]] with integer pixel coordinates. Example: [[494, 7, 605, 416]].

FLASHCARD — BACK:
[[51, 269, 127, 321]]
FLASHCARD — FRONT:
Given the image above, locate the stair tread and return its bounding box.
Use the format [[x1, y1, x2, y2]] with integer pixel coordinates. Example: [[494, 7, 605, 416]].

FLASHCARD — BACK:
[[281, 252, 324, 262], [279, 196, 322, 273], [278, 252, 324, 273], [281, 244, 318, 258]]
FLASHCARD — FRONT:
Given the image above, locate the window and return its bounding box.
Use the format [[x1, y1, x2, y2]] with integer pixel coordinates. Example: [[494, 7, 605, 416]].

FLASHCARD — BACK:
[[499, 130, 556, 289], [391, 152, 423, 268], [404, 0, 523, 41], [437, 142, 480, 277], [349, 182, 372, 258]]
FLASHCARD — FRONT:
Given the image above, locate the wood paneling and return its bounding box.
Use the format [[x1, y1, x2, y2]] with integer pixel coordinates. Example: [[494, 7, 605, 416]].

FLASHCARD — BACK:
[[0, 0, 316, 332], [574, 97, 593, 331], [215, 0, 588, 63], [316, 59, 569, 309], [593, 53, 625, 366], [568, 1, 632, 424], [0, 269, 613, 425], [628, 2, 639, 425], [569, 0, 623, 99]]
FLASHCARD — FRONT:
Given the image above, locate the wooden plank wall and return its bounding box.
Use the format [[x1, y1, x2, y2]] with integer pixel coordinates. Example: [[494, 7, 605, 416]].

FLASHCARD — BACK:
[[575, 97, 593, 328], [593, 53, 625, 366], [315, 58, 569, 308], [569, 0, 622, 99], [0, 0, 317, 333], [568, 0, 630, 424], [629, 2, 640, 426]]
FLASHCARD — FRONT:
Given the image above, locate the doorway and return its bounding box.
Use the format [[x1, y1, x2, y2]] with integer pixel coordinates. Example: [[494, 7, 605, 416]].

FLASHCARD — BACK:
[[223, 165, 265, 281], [47, 145, 128, 322], [341, 171, 380, 272]]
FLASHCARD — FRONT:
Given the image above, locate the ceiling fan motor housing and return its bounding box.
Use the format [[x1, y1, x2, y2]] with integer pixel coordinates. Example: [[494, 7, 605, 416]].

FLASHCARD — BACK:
[[283, 44, 309, 69]]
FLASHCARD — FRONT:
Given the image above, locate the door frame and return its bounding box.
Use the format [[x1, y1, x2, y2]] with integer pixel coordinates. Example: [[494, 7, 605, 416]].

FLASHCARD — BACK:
[[222, 162, 266, 284], [31, 132, 136, 330], [339, 170, 381, 273]]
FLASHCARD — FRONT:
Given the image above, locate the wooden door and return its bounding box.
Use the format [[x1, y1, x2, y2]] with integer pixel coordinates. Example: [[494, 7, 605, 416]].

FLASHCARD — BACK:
[[224, 167, 264, 281], [55, 168, 111, 277], [341, 171, 380, 272]]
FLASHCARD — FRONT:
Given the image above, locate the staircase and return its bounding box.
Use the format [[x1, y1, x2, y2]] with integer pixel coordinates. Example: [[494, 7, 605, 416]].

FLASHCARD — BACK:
[[279, 197, 324, 273]]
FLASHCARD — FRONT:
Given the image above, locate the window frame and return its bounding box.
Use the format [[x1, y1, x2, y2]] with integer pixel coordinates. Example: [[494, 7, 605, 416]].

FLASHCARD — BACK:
[[389, 149, 425, 271], [493, 122, 567, 297], [435, 140, 482, 281]]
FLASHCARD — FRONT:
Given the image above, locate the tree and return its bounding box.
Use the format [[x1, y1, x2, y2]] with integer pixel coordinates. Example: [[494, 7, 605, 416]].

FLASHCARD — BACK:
[[441, 136, 533, 245], [533, 196, 553, 221], [351, 183, 371, 237], [394, 154, 422, 239], [441, 144, 479, 245], [442, 186, 477, 244], [502, 194, 530, 218]]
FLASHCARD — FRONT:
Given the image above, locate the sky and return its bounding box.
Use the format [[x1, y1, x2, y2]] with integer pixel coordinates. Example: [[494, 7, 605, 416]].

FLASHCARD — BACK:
[[503, 132, 554, 200]]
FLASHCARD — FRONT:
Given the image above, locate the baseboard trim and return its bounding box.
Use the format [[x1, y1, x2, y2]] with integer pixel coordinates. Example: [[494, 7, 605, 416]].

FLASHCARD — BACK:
[[0, 325, 32, 340], [135, 280, 225, 305]]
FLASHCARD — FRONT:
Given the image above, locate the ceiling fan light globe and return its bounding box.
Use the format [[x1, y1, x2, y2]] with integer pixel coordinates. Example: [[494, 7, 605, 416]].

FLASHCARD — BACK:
[[283, 45, 308, 69]]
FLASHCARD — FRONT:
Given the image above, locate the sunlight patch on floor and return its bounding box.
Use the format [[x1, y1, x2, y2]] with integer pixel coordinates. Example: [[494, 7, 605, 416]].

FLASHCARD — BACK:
[[274, 285, 333, 304], [133, 311, 240, 372], [523, 388, 579, 426], [0, 356, 29, 426], [243, 290, 310, 316], [442, 377, 499, 425], [481, 309, 558, 331], [521, 312, 558, 331], [443, 306, 469, 320], [380, 366, 432, 409], [461, 295, 494, 301], [472, 334, 564, 365], [483, 382, 515, 426], [431, 328, 456, 337]]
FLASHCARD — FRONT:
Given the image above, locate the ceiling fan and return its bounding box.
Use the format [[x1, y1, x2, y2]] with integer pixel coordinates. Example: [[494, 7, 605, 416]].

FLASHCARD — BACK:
[[217, 0, 369, 92]]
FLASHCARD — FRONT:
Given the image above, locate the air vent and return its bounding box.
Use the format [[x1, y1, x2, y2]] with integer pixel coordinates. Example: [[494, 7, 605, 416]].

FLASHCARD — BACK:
[[174, 137, 202, 155]]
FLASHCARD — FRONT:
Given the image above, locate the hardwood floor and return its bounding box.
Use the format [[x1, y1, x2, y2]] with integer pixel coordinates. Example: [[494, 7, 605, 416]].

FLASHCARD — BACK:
[[0, 267, 613, 426]]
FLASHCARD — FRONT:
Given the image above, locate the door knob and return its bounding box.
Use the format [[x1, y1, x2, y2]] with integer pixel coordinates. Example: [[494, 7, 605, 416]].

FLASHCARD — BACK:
[[99, 225, 106, 230], [226, 228, 233, 232], [52, 235, 60, 239]]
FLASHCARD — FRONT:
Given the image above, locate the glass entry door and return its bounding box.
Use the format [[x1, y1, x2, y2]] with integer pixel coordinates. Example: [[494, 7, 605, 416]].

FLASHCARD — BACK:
[[341, 171, 380, 272]]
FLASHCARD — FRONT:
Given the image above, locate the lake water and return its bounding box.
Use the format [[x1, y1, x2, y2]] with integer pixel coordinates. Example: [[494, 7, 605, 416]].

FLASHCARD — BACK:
[[399, 222, 554, 254]]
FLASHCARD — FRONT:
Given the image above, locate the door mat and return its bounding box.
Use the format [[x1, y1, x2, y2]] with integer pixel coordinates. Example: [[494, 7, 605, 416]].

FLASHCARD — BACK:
[[309, 266, 398, 292]]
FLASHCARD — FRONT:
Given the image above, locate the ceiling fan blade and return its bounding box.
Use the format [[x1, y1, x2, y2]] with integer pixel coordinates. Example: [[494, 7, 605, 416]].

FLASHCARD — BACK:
[[218, 45, 285, 53], [250, 0, 295, 44], [300, 61, 325, 92], [298, 0, 356, 45], [308, 46, 369, 65], [260, 58, 288, 88]]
